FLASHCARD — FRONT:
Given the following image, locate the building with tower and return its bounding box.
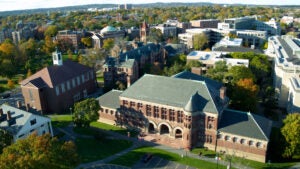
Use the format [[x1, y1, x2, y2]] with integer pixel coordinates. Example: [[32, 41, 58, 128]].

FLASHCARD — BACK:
[[21, 50, 97, 114], [97, 71, 272, 162], [140, 21, 150, 43]]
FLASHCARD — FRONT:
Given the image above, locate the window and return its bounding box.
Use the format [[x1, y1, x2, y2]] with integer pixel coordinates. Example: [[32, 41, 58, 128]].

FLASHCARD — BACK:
[[72, 78, 76, 88], [81, 74, 85, 83], [61, 83, 65, 93], [154, 106, 159, 118], [169, 109, 175, 121], [18, 134, 25, 138], [30, 119, 36, 126], [217, 134, 222, 139], [137, 103, 143, 110], [240, 139, 246, 144], [83, 90, 87, 98], [73, 93, 80, 102], [29, 89, 34, 101], [77, 76, 81, 85], [256, 142, 263, 148], [161, 108, 167, 120], [249, 140, 254, 146], [233, 137, 238, 143], [146, 105, 151, 116], [123, 100, 128, 105], [66, 81, 71, 90], [55, 86, 60, 96], [177, 111, 183, 123], [86, 72, 89, 81], [225, 135, 230, 141], [130, 101, 135, 107]]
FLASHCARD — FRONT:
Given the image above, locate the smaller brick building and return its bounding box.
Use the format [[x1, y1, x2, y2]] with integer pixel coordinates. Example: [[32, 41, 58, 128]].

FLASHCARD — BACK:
[[21, 50, 97, 114], [98, 71, 273, 163]]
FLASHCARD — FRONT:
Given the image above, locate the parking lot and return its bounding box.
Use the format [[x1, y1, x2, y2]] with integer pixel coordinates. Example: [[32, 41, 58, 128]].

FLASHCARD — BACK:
[[133, 156, 197, 169]]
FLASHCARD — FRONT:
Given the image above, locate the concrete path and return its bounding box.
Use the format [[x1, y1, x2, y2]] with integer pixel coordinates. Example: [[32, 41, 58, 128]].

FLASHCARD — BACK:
[[289, 163, 300, 169]]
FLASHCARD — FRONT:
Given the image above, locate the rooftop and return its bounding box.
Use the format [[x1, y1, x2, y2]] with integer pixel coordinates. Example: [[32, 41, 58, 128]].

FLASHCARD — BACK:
[[97, 90, 123, 109]]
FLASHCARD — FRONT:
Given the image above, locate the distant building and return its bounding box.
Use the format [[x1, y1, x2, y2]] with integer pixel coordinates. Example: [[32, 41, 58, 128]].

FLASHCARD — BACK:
[[178, 28, 211, 49], [56, 30, 84, 51], [256, 18, 281, 36], [11, 21, 36, 44], [118, 4, 133, 10], [187, 51, 249, 70], [223, 16, 256, 29], [190, 19, 220, 29], [155, 24, 177, 38], [267, 35, 300, 111], [0, 28, 13, 43], [140, 21, 150, 43], [90, 26, 125, 49], [213, 36, 243, 48], [281, 16, 294, 25], [98, 71, 272, 163], [0, 104, 53, 142], [165, 19, 191, 33], [288, 76, 300, 113], [21, 50, 97, 114], [236, 30, 267, 47]]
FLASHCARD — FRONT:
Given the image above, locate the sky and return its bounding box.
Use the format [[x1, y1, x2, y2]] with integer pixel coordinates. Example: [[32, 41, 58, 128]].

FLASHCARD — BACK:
[[0, 0, 299, 12]]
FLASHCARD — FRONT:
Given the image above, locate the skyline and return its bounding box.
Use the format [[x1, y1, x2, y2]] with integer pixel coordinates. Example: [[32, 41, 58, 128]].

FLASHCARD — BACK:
[[0, 0, 299, 12]]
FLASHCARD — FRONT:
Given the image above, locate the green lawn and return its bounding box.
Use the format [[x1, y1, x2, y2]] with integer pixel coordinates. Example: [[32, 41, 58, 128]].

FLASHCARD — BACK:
[[48, 115, 72, 128], [110, 146, 228, 169], [76, 138, 132, 163], [191, 147, 217, 158], [90, 121, 139, 137]]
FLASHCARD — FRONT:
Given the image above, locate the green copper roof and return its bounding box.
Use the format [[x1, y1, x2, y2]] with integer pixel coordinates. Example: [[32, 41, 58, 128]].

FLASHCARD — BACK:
[[120, 74, 220, 114], [219, 109, 272, 141], [98, 90, 122, 109]]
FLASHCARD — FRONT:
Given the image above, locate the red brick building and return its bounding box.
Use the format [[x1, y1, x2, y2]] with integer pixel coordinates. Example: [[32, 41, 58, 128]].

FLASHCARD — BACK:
[[21, 50, 97, 114], [98, 71, 272, 162]]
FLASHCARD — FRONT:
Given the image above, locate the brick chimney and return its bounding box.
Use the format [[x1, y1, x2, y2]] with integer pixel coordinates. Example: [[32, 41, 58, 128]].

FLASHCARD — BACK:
[[7, 111, 11, 120], [220, 86, 226, 100], [17, 100, 22, 108]]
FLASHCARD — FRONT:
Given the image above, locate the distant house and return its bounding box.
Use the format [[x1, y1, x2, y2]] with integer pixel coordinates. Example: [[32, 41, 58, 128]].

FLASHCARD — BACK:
[[21, 50, 97, 114], [0, 104, 53, 142], [97, 71, 272, 162]]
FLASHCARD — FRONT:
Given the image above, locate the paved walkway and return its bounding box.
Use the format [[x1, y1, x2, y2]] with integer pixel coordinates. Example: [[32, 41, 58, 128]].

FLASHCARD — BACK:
[[57, 124, 252, 169], [289, 163, 300, 169]]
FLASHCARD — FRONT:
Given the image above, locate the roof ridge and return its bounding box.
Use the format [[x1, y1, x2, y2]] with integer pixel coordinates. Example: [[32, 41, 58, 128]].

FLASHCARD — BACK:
[[202, 81, 219, 114], [248, 112, 269, 141]]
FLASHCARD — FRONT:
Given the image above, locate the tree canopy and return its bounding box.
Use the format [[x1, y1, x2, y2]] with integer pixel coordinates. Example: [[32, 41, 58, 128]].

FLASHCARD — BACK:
[[281, 113, 300, 159], [0, 129, 12, 153], [193, 33, 208, 50], [73, 98, 100, 127], [0, 133, 79, 169]]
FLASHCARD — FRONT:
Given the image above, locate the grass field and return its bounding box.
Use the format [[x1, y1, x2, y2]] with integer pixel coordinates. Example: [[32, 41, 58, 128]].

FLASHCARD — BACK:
[[48, 115, 72, 128], [110, 146, 228, 169], [76, 138, 132, 163], [90, 121, 139, 137]]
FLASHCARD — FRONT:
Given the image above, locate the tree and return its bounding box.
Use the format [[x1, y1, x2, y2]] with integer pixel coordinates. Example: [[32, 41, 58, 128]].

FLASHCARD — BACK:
[[0, 129, 12, 153], [225, 66, 255, 84], [81, 37, 92, 48], [193, 33, 208, 50], [7, 79, 15, 89], [42, 35, 56, 54], [206, 61, 228, 82], [73, 98, 100, 127], [230, 78, 259, 112], [149, 28, 163, 43], [0, 133, 79, 169], [185, 60, 203, 71], [102, 38, 115, 51], [44, 25, 58, 37], [281, 113, 300, 159]]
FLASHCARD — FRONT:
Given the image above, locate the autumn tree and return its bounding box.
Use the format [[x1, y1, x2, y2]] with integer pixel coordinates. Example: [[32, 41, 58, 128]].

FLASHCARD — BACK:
[[81, 37, 92, 48], [281, 113, 300, 159], [44, 25, 58, 37], [225, 66, 255, 84], [206, 61, 228, 82], [0, 129, 12, 153], [0, 40, 19, 78], [42, 35, 56, 54], [230, 78, 259, 112], [73, 98, 100, 127], [7, 79, 15, 89], [193, 33, 208, 50], [0, 133, 79, 169], [102, 38, 115, 51]]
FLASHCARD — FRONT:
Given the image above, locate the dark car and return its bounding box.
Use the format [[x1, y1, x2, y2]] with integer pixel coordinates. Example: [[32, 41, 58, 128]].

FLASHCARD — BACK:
[[142, 153, 153, 163]]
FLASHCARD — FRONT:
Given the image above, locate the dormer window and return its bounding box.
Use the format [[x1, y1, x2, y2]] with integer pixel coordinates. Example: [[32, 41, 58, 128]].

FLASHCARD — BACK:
[[30, 119, 36, 126]]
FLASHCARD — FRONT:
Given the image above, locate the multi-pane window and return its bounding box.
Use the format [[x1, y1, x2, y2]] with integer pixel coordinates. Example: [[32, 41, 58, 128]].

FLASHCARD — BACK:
[[81, 74, 85, 83], [130, 101, 135, 107], [72, 78, 76, 88], [61, 83, 65, 93], [66, 81, 71, 90], [137, 103, 143, 110], [169, 109, 175, 121], [55, 86, 60, 96], [123, 100, 128, 105], [77, 76, 81, 85], [154, 106, 159, 118], [146, 105, 151, 116], [177, 111, 183, 123], [161, 108, 167, 120]]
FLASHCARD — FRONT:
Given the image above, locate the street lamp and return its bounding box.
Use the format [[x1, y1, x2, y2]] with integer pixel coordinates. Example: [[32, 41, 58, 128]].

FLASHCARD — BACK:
[[216, 153, 219, 169]]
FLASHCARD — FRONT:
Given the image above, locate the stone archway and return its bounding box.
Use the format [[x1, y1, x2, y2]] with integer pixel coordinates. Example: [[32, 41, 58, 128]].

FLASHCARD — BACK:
[[175, 129, 183, 139], [160, 124, 170, 135], [148, 123, 155, 133]]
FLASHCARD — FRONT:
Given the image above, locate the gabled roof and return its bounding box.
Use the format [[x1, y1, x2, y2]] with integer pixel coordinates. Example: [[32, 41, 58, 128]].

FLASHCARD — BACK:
[[120, 74, 221, 114], [173, 71, 223, 90], [98, 90, 123, 109], [218, 109, 272, 141], [21, 60, 93, 88], [0, 104, 50, 135]]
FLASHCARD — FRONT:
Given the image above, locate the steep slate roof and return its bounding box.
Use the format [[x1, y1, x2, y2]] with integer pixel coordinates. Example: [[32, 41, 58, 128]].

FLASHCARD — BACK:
[[21, 60, 92, 88], [218, 109, 272, 141], [120, 74, 220, 114], [119, 43, 161, 62], [0, 104, 50, 135], [98, 90, 123, 109]]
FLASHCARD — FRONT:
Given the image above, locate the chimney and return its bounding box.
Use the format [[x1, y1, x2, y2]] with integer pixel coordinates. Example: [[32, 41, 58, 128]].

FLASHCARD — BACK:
[[0, 108, 3, 117], [220, 86, 226, 100], [7, 111, 11, 120], [191, 67, 203, 75], [26, 104, 30, 112], [17, 100, 22, 108]]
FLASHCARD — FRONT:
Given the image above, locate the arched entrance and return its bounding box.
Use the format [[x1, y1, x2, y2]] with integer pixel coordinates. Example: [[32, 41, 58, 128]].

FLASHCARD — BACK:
[[148, 123, 155, 133], [175, 129, 182, 139], [160, 124, 170, 135]]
